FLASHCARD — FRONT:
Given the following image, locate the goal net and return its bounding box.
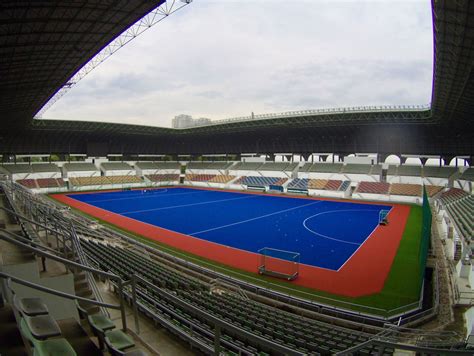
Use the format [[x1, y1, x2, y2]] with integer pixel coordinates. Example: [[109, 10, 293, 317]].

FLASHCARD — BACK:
[[258, 247, 300, 281]]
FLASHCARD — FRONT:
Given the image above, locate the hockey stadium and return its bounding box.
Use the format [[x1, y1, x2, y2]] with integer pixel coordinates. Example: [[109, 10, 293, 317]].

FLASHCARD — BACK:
[[0, 1, 473, 355]]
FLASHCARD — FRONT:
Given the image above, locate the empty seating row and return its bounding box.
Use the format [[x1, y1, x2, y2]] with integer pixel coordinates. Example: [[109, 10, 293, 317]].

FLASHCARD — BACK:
[[145, 174, 179, 182], [79, 239, 389, 355], [287, 179, 346, 191], [356, 182, 390, 194], [16, 178, 66, 189], [63, 163, 98, 172], [185, 174, 216, 182], [236, 176, 287, 186], [422, 166, 457, 178], [460, 168, 474, 181], [230, 162, 264, 171], [389, 183, 422, 197], [209, 175, 235, 183], [135, 161, 181, 170], [439, 189, 473, 238], [101, 162, 132, 171], [70, 175, 142, 186], [186, 161, 232, 170]]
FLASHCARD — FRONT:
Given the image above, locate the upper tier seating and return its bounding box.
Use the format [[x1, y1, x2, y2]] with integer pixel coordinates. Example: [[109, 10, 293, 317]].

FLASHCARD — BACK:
[[231, 162, 264, 171], [387, 165, 398, 175], [236, 176, 287, 186], [186, 162, 231, 170], [460, 168, 474, 181], [389, 183, 422, 197], [439, 189, 473, 238], [17, 179, 37, 189], [63, 163, 98, 172], [37, 178, 66, 188], [208, 175, 235, 183], [135, 161, 180, 170], [356, 182, 390, 194], [309, 163, 343, 173], [341, 164, 372, 174], [298, 163, 313, 172], [371, 164, 383, 175], [259, 162, 289, 171], [425, 185, 444, 197], [423, 166, 457, 178], [397, 165, 422, 177], [101, 162, 132, 171], [31, 163, 60, 173], [80, 239, 390, 355], [145, 174, 179, 182], [2, 164, 32, 174]]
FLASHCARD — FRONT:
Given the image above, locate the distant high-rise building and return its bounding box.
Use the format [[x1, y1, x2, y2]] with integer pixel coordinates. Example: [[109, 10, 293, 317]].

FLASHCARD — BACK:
[[172, 115, 211, 128]]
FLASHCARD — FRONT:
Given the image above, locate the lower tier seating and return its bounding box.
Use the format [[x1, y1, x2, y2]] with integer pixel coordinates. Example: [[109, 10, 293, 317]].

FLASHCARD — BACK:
[[356, 182, 390, 194], [70, 176, 142, 186], [236, 176, 287, 186], [36, 178, 66, 188], [439, 189, 473, 237], [389, 183, 422, 197], [185, 174, 216, 182], [425, 185, 444, 197], [145, 174, 179, 182], [209, 175, 235, 183], [16, 179, 38, 189], [80, 239, 391, 355]]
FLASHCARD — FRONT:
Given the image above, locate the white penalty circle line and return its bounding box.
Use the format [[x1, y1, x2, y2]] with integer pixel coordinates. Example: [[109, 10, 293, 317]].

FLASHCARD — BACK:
[[302, 209, 382, 246]]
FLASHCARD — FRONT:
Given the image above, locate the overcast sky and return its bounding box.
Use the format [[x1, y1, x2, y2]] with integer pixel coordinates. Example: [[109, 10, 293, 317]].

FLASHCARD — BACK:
[[43, 0, 433, 128]]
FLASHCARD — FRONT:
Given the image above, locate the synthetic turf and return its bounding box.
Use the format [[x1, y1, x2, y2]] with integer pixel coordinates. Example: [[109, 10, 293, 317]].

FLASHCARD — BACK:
[[53, 187, 410, 297], [63, 187, 390, 270]]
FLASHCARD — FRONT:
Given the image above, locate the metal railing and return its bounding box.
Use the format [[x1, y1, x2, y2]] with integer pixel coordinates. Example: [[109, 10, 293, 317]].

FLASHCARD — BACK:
[[0, 230, 128, 331]]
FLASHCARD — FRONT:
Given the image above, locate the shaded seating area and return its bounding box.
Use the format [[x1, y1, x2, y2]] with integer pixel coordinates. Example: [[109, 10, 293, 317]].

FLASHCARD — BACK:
[[308, 163, 343, 173], [356, 182, 390, 194], [396, 165, 422, 177], [459, 168, 474, 181], [186, 161, 231, 170], [31, 163, 61, 173], [101, 162, 133, 171], [341, 164, 373, 174], [230, 162, 264, 171], [423, 166, 457, 178], [259, 162, 290, 171], [64, 163, 99, 172], [389, 183, 422, 197]]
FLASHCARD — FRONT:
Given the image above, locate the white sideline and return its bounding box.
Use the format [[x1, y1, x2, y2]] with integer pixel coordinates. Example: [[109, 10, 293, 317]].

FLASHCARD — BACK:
[[83, 189, 205, 203], [189, 200, 323, 236], [121, 194, 259, 215], [303, 209, 381, 245]]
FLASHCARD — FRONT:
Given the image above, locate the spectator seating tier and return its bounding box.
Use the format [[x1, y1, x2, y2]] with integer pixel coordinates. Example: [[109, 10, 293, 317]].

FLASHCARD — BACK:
[[2, 164, 32, 174], [423, 166, 457, 178], [341, 164, 372, 174], [236, 176, 287, 186], [397, 165, 422, 177], [356, 182, 390, 194], [231, 162, 263, 171], [63, 163, 98, 172], [460, 168, 474, 181], [208, 175, 235, 183], [425, 185, 444, 197], [101, 162, 132, 171], [309, 163, 343, 173], [37, 178, 66, 188], [17, 179, 37, 189], [389, 183, 422, 197], [31, 163, 61, 173], [145, 174, 179, 182]]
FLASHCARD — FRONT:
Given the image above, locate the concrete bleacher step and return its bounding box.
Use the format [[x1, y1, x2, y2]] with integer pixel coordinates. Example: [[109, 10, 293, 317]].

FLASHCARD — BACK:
[[0, 305, 28, 356], [57, 317, 102, 356]]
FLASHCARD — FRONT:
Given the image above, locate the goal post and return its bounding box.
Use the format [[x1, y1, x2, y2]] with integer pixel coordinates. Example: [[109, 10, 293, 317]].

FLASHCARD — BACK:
[[379, 209, 390, 225], [258, 247, 300, 281]]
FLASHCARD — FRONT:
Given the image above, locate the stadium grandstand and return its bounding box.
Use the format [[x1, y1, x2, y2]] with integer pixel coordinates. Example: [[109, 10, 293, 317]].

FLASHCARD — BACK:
[[0, 1, 473, 355]]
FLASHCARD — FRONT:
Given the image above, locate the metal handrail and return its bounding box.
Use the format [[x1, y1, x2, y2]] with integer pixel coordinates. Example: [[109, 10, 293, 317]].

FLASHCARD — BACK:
[[70, 223, 110, 317], [1, 272, 119, 310], [0, 230, 128, 331], [132, 274, 302, 356]]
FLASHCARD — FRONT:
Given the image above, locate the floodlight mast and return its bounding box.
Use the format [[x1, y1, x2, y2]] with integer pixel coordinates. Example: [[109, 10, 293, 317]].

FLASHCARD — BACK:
[[34, 0, 193, 119]]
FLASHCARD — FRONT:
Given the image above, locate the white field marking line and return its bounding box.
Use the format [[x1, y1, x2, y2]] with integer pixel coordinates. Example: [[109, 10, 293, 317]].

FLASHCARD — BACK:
[[121, 194, 259, 215], [189, 200, 323, 236], [336, 206, 393, 272], [83, 190, 206, 204], [303, 209, 383, 246]]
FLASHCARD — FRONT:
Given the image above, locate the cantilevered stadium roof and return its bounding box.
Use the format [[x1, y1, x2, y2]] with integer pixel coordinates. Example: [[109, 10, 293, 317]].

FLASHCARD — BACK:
[[0, 1, 165, 128], [0, 0, 472, 157]]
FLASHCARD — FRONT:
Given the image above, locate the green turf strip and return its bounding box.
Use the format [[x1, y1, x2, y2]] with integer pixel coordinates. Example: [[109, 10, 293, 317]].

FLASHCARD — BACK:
[[49, 194, 423, 317]]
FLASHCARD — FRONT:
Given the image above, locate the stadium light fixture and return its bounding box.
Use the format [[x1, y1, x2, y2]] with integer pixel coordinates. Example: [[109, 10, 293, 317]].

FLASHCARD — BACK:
[[34, 0, 193, 119]]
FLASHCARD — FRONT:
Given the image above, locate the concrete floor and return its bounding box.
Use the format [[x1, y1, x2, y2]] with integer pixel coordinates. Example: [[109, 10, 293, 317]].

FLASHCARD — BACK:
[[99, 280, 197, 356]]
